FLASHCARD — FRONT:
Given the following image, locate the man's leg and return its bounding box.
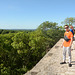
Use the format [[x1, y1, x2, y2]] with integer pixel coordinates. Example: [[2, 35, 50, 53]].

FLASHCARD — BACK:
[[63, 46, 67, 62], [60, 46, 66, 64], [67, 47, 72, 67]]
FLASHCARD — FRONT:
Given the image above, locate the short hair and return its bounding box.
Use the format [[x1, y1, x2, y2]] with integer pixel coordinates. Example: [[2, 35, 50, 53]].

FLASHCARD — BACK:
[[64, 25, 69, 28], [70, 25, 73, 28]]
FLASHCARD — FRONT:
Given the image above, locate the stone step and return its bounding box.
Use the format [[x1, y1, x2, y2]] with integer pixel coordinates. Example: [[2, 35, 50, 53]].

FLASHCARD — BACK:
[[57, 71, 75, 75], [65, 71, 75, 75], [68, 68, 75, 72], [57, 73, 65, 75]]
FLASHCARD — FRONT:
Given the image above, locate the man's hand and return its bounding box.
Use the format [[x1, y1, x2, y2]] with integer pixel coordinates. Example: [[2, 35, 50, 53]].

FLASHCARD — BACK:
[[61, 45, 63, 48], [61, 39, 64, 48], [69, 45, 71, 48]]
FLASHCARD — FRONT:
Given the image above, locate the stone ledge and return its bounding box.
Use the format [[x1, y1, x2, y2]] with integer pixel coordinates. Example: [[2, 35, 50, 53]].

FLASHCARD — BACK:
[[24, 38, 63, 75]]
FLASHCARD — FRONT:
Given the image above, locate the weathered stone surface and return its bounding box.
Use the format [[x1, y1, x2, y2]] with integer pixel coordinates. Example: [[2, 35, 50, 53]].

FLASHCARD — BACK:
[[24, 36, 75, 75]]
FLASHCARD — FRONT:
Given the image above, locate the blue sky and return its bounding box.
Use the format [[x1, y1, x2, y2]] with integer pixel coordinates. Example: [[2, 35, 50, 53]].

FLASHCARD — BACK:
[[0, 0, 75, 29]]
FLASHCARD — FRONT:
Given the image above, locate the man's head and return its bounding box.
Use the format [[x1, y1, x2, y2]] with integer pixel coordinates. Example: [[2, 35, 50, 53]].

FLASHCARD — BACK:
[[64, 25, 69, 32], [70, 25, 73, 29]]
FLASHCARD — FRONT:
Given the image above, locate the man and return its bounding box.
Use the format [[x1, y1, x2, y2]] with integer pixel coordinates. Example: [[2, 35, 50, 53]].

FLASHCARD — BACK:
[[70, 25, 74, 40], [60, 25, 73, 67], [70, 26, 74, 51]]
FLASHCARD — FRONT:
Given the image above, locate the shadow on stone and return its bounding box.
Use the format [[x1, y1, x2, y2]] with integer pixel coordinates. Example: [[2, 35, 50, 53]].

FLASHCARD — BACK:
[[48, 53, 53, 56], [71, 61, 75, 65], [55, 46, 59, 48]]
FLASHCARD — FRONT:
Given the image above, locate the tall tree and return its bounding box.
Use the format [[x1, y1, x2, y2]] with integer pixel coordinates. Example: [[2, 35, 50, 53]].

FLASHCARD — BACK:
[[37, 21, 58, 31], [61, 17, 75, 26]]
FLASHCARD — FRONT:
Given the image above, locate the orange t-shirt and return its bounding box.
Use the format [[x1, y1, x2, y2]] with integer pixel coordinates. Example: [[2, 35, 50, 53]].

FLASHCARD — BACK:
[[63, 31, 73, 47]]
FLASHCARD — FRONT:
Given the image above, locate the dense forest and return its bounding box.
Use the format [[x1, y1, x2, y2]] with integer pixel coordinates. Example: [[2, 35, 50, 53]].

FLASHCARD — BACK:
[[0, 21, 65, 75]]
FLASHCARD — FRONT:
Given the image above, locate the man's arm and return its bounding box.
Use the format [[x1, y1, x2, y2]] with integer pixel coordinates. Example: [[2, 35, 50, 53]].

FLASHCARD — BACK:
[[61, 39, 65, 48], [69, 37, 73, 48]]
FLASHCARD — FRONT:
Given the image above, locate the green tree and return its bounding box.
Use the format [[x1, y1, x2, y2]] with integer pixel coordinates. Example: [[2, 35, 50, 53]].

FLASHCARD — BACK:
[[0, 23, 64, 75], [61, 17, 75, 26], [37, 21, 64, 49], [37, 21, 58, 31]]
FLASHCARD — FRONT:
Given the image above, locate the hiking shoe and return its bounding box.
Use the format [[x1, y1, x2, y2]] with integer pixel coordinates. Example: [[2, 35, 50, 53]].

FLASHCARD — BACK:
[[69, 64, 72, 67], [60, 62, 66, 64]]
